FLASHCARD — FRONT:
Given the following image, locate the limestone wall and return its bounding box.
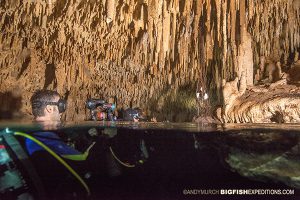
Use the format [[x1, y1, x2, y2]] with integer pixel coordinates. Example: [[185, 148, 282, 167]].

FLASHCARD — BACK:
[[0, 0, 299, 121]]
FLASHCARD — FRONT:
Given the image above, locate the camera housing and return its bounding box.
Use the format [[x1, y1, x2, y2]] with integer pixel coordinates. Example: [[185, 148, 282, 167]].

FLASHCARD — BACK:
[[86, 99, 116, 121]]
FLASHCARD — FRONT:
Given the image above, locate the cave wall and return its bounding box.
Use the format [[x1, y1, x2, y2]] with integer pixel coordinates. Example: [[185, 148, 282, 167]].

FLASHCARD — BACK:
[[0, 0, 299, 121]]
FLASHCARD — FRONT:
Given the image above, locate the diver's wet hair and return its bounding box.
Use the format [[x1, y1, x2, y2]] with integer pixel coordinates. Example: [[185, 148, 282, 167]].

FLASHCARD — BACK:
[[31, 90, 60, 117]]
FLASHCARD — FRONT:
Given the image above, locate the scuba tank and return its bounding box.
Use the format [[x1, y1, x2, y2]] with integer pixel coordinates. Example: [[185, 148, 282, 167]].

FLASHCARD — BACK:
[[0, 129, 45, 200]]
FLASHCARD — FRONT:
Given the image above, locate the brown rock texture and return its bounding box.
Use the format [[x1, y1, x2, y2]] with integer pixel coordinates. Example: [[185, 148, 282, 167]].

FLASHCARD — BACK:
[[0, 0, 299, 121], [218, 82, 300, 123]]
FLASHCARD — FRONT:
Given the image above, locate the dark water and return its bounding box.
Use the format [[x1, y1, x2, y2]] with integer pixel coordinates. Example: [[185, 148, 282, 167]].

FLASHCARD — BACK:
[[1, 122, 300, 200]]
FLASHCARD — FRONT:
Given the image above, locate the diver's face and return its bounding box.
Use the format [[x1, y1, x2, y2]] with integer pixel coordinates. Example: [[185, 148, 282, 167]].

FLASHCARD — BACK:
[[133, 117, 139, 122], [45, 95, 62, 122]]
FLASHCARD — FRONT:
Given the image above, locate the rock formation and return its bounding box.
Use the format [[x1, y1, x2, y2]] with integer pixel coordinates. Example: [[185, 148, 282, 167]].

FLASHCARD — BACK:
[[214, 131, 300, 188], [218, 72, 247, 122], [0, 0, 299, 121], [217, 70, 300, 123], [255, 58, 283, 84], [215, 47, 300, 124]]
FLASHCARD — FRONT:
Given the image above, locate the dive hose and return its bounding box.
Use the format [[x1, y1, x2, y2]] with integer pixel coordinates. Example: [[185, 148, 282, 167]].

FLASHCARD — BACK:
[[14, 132, 91, 196], [109, 146, 136, 168]]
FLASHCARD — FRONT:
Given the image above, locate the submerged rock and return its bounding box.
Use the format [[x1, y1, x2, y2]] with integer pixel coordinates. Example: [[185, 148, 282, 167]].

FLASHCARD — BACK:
[[214, 131, 300, 189], [226, 148, 300, 188]]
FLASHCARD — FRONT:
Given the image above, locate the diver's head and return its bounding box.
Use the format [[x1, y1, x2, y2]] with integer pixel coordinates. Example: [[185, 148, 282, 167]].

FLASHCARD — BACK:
[[123, 108, 144, 122], [31, 90, 66, 122]]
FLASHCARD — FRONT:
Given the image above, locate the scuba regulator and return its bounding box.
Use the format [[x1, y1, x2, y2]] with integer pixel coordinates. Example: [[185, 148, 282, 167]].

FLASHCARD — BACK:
[[86, 99, 116, 121]]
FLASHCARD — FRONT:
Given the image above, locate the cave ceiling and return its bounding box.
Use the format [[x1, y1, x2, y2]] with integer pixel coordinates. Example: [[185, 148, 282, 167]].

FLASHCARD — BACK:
[[0, 0, 299, 122]]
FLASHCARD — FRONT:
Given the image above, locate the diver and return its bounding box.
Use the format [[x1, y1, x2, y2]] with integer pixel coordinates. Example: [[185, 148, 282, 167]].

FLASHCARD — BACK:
[[119, 108, 150, 162], [86, 99, 117, 121], [123, 108, 144, 122], [85, 98, 156, 123], [122, 107, 157, 122], [28, 90, 97, 162], [24, 90, 114, 198], [85, 98, 150, 168]]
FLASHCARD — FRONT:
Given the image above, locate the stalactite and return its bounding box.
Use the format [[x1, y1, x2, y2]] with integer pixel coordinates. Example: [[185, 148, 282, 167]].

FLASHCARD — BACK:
[[221, 0, 227, 79], [0, 0, 299, 121]]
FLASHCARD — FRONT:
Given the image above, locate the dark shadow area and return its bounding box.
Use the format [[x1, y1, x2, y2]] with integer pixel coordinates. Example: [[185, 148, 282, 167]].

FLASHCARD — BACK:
[[147, 83, 199, 122], [0, 91, 22, 120], [17, 56, 31, 79], [44, 63, 57, 89], [88, 128, 300, 200], [270, 111, 284, 123]]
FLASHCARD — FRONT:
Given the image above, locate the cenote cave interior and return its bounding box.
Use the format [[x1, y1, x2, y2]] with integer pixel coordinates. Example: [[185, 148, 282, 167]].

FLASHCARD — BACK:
[[1, 0, 300, 200]]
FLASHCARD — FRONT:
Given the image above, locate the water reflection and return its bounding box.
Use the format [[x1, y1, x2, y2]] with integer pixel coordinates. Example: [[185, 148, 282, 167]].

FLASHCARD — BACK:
[[209, 131, 300, 189]]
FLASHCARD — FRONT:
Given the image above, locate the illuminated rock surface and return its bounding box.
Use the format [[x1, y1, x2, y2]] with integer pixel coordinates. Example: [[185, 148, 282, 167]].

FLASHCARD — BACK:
[[0, 0, 299, 121], [218, 66, 300, 123], [218, 132, 300, 188]]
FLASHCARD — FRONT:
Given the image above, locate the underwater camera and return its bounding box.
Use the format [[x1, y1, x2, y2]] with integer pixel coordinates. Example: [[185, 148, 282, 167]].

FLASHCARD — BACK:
[[86, 99, 116, 121]]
